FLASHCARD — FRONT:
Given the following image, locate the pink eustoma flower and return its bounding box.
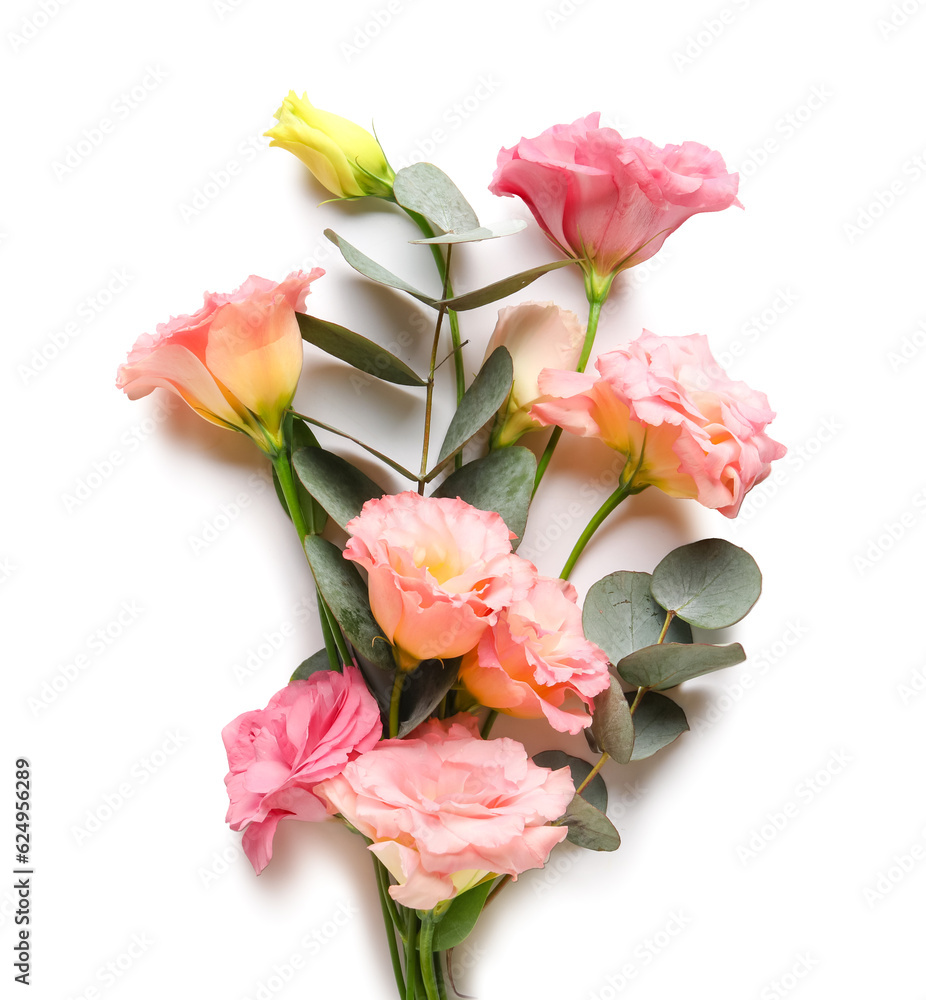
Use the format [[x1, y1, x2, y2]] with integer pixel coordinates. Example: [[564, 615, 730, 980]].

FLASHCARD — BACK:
[[316, 717, 575, 910], [116, 270, 323, 452], [222, 667, 382, 873], [531, 331, 786, 517], [343, 492, 537, 669], [460, 576, 610, 734], [490, 114, 740, 282]]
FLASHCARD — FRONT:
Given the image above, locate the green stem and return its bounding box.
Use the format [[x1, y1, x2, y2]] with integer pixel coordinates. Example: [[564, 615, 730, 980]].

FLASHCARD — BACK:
[[656, 610, 676, 645], [481, 710, 499, 739], [271, 450, 341, 670], [405, 909, 423, 1000], [418, 245, 453, 493], [560, 468, 648, 580], [389, 671, 405, 739], [533, 275, 613, 496], [419, 913, 443, 1000], [373, 857, 406, 998]]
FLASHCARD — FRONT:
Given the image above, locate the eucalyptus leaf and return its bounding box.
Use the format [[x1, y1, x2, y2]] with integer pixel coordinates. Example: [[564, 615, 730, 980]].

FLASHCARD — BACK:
[[651, 538, 762, 629], [628, 690, 689, 760], [410, 220, 527, 245], [430, 879, 495, 950], [617, 642, 746, 691], [393, 162, 480, 234], [303, 536, 395, 671], [561, 795, 621, 852], [433, 259, 578, 311], [437, 347, 513, 463], [397, 658, 460, 737], [296, 313, 425, 386], [431, 447, 535, 549], [583, 571, 692, 666], [325, 229, 437, 307], [533, 750, 607, 814], [292, 447, 385, 530], [290, 648, 335, 682], [591, 677, 634, 764]]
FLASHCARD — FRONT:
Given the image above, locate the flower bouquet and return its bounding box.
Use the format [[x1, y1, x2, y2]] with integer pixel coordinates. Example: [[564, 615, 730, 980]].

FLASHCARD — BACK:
[[117, 93, 784, 998]]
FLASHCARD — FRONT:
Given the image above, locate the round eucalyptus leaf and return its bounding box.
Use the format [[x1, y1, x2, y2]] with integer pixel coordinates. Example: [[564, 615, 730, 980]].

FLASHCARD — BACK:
[[591, 677, 634, 764], [627, 690, 689, 760]]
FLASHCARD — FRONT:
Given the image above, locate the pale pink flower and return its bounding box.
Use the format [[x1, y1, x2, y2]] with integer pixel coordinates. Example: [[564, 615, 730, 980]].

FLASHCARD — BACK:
[[117, 270, 322, 451], [460, 577, 610, 734], [316, 718, 574, 910], [343, 492, 537, 669], [531, 331, 786, 517], [490, 114, 740, 280], [222, 668, 382, 873]]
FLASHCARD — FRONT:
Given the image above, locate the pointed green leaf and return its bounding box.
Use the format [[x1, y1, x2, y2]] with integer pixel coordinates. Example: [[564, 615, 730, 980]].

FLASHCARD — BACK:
[[561, 794, 621, 852], [292, 447, 385, 530], [583, 571, 692, 666], [397, 658, 461, 738], [325, 229, 437, 307], [628, 690, 689, 760], [433, 259, 578, 311], [437, 347, 512, 463], [532, 750, 607, 814], [650, 538, 762, 629], [296, 313, 425, 387], [410, 220, 527, 245], [290, 648, 335, 682], [303, 536, 395, 671], [393, 162, 479, 234], [431, 447, 535, 550], [591, 677, 634, 764], [617, 642, 746, 691], [430, 879, 495, 949]]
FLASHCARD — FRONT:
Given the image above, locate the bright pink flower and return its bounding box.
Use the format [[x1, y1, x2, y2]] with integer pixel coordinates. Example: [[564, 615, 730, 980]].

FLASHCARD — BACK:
[[222, 667, 382, 873], [315, 718, 574, 910], [116, 270, 323, 451], [485, 302, 585, 446], [460, 577, 610, 734], [531, 331, 786, 517], [490, 114, 740, 280], [343, 492, 537, 669]]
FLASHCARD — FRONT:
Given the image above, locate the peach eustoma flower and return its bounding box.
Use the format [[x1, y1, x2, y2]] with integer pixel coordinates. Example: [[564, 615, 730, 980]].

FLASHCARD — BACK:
[[116, 270, 322, 453], [532, 331, 786, 517], [485, 302, 585, 446], [460, 576, 610, 734], [490, 114, 740, 285], [315, 716, 575, 910], [343, 492, 536, 670], [222, 667, 383, 874]]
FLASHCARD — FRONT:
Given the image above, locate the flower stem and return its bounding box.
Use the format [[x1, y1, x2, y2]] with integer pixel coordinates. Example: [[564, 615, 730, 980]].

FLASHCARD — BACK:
[[418, 913, 443, 1000], [389, 671, 405, 739], [533, 277, 612, 496], [480, 709, 499, 739], [405, 909, 424, 1000], [419, 245, 454, 494], [560, 455, 648, 580], [373, 857, 406, 998]]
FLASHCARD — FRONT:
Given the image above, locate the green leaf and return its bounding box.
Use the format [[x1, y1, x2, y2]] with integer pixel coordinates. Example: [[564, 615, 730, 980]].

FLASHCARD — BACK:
[[296, 313, 425, 387], [532, 751, 607, 814], [433, 259, 578, 311], [410, 220, 527, 245], [591, 677, 634, 764], [628, 690, 689, 761], [324, 229, 437, 307], [292, 447, 385, 530], [271, 419, 328, 535], [290, 648, 334, 682], [437, 347, 513, 463], [650, 538, 762, 629], [303, 536, 395, 671], [430, 879, 495, 950], [431, 447, 535, 550], [617, 642, 746, 691], [397, 658, 461, 738], [393, 162, 480, 234], [583, 571, 692, 666], [561, 794, 621, 852]]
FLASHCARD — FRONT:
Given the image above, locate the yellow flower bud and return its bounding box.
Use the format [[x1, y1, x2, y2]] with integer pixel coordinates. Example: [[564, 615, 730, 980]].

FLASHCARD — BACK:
[[265, 91, 395, 199]]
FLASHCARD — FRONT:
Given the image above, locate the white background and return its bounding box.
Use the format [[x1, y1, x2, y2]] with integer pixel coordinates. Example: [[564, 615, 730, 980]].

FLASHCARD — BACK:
[[3, 1, 924, 998]]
